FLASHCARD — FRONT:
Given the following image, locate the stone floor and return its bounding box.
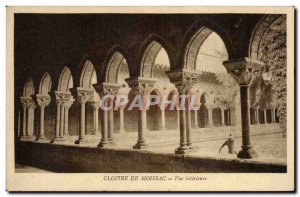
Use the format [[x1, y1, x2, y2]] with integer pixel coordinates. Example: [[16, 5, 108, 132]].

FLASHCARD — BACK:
[[29, 123, 286, 165], [15, 163, 52, 173]]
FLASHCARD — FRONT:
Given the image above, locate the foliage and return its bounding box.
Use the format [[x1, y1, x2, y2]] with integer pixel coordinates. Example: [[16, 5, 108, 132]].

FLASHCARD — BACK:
[[260, 16, 287, 136]]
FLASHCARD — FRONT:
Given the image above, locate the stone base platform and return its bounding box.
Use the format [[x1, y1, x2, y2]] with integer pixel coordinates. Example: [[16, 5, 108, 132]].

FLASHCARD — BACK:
[[16, 141, 286, 173]]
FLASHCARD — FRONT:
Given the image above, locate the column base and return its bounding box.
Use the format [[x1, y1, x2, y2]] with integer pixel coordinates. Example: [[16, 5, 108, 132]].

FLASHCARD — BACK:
[[97, 139, 110, 148], [75, 138, 88, 144], [92, 130, 100, 135], [35, 135, 48, 142], [50, 136, 63, 143], [175, 145, 190, 154], [19, 136, 34, 141], [133, 140, 148, 149], [237, 145, 258, 159]]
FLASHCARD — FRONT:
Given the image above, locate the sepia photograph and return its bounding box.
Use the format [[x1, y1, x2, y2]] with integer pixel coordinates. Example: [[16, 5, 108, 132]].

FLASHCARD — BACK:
[[6, 6, 294, 191]]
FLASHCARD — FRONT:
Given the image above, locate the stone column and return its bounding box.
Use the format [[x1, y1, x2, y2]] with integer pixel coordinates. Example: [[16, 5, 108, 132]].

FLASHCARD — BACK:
[[52, 100, 61, 142], [20, 100, 28, 138], [27, 101, 36, 138], [271, 108, 276, 123], [94, 83, 121, 148], [117, 107, 126, 133], [63, 98, 74, 137], [107, 98, 115, 145], [220, 107, 225, 126], [160, 108, 166, 130], [75, 88, 93, 144], [194, 110, 199, 128], [126, 77, 156, 149], [256, 108, 260, 124], [224, 58, 264, 159], [263, 109, 267, 124], [166, 69, 202, 154], [207, 106, 213, 128], [36, 94, 51, 141], [89, 100, 100, 135]]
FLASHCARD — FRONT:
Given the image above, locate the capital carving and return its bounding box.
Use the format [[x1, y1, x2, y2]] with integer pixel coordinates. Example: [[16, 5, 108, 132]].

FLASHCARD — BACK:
[[55, 91, 71, 102], [20, 96, 34, 109], [27, 101, 36, 110], [76, 87, 93, 104], [93, 82, 121, 98], [223, 58, 264, 85], [125, 77, 157, 96], [64, 98, 75, 110], [36, 94, 51, 108]]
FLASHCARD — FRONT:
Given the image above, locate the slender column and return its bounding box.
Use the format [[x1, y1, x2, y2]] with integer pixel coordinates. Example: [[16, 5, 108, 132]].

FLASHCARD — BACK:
[[194, 110, 199, 128], [59, 102, 65, 138], [53, 101, 61, 141], [175, 92, 189, 153], [39, 106, 45, 139], [207, 107, 213, 127], [161, 108, 166, 130], [272, 109, 276, 123], [220, 108, 225, 126], [108, 98, 115, 145], [63, 99, 74, 137], [98, 99, 110, 147], [263, 109, 267, 124], [117, 107, 125, 133], [27, 102, 36, 137], [89, 100, 100, 135], [186, 96, 196, 149], [21, 103, 27, 138], [132, 94, 148, 149], [256, 108, 260, 124]]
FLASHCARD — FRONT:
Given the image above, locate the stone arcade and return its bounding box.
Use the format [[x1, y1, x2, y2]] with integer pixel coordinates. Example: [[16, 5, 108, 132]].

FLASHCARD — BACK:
[[15, 14, 283, 164]]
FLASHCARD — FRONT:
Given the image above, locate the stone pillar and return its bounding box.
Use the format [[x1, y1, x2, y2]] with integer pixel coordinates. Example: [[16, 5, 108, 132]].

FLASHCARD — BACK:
[[75, 88, 93, 144], [271, 108, 276, 123], [224, 57, 264, 159], [160, 108, 166, 130], [93, 83, 121, 148], [194, 110, 199, 128], [207, 106, 213, 127], [256, 108, 260, 124], [21, 101, 27, 138], [126, 77, 156, 149], [263, 109, 267, 124], [107, 98, 115, 145], [117, 107, 126, 133], [53, 100, 61, 141], [220, 108, 225, 126], [63, 98, 74, 137], [166, 69, 202, 154], [89, 100, 100, 135], [36, 94, 51, 141], [27, 101, 36, 137]]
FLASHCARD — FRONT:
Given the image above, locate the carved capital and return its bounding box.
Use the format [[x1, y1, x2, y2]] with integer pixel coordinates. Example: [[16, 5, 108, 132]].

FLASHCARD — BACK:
[[76, 87, 93, 104], [36, 94, 51, 108], [93, 82, 121, 97], [64, 98, 75, 109], [125, 77, 157, 96], [223, 57, 264, 85], [20, 97, 33, 109], [55, 91, 72, 102]]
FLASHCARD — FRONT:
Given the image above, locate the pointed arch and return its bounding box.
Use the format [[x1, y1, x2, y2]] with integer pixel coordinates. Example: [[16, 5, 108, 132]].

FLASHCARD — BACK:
[[80, 60, 97, 89], [39, 72, 52, 95], [249, 14, 284, 60], [23, 78, 35, 97], [105, 51, 129, 84], [58, 66, 73, 92]]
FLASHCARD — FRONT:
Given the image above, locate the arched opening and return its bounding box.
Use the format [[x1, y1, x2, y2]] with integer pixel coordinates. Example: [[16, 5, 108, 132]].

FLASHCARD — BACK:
[[23, 78, 35, 97], [39, 72, 52, 95], [106, 51, 130, 84], [58, 67, 73, 93], [79, 60, 99, 136], [141, 41, 170, 84], [212, 107, 222, 127], [184, 27, 228, 73]]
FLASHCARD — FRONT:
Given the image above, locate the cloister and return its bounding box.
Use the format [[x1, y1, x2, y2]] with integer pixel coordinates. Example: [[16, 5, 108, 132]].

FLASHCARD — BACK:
[[15, 14, 284, 159]]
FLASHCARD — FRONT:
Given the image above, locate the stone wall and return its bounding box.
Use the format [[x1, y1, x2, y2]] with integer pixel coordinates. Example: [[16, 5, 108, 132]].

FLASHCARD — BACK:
[[16, 141, 286, 173]]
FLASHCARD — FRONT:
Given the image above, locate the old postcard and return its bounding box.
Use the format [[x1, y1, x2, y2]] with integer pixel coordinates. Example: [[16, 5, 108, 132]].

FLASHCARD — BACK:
[[6, 6, 294, 191]]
